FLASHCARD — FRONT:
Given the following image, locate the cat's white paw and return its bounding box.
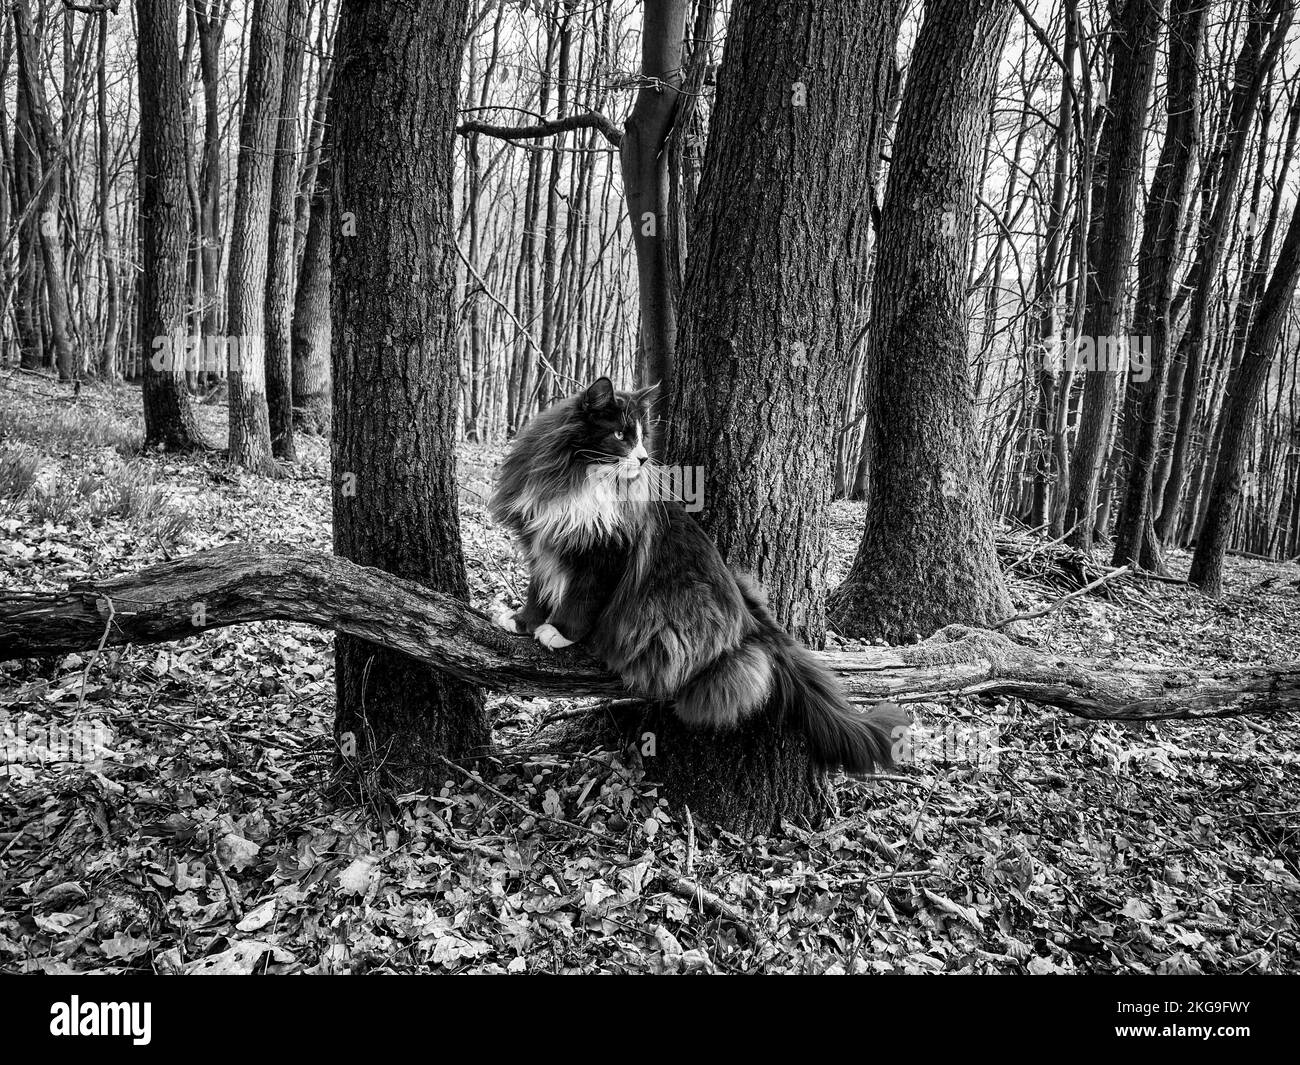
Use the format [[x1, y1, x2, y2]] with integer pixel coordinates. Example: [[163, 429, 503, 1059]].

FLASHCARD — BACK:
[[490, 602, 520, 633], [534, 623, 573, 650]]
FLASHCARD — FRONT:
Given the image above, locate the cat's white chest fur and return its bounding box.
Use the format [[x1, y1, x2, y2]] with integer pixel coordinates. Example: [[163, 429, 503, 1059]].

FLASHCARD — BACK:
[[507, 469, 635, 610], [530, 544, 569, 608], [515, 469, 625, 550]]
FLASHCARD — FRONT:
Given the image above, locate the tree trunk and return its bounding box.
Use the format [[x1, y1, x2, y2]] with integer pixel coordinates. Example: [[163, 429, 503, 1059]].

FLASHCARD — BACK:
[[671, 0, 902, 645], [194, 1, 227, 388], [1192, 95, 1300, 541], [11, 54, 44, 371], [12, 0, 76, 382], [265, 0, 307, 461], [619, 0, 687, 400], [330, 0, 488, 783], [295, 53, 333, 271], [1111, 0, 1206, 569], [1189, 187, 1300, 593], [0, 18, 10, 368], [226, 0, 286, 475], [136, 0, 208, 451], [96, 9, 120, 383], [829, 0, 1014, 643], [291, 160, 332, 435], [1154, 0, 1293, 548], [537, 2, 573, 407], [665, 0, 717, 316], [655, 0, 904, 831], [1027, 1, 1077, 529], [291, 25, 333, 434], [1062, 0, 1168, 550]]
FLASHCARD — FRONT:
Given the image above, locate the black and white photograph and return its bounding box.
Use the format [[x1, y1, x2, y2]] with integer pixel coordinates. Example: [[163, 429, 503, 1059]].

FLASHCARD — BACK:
[[0, 0, 1296, 1016]]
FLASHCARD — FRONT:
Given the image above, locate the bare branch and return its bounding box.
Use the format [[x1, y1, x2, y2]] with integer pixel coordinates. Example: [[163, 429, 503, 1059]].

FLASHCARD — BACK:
[[2, 545, 1298, 724], [457, 111, 623, 147]]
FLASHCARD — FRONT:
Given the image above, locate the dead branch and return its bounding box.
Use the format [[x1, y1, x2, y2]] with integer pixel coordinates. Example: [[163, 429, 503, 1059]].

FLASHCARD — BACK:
[[457, 111, 623, 147], [993, 564, 1132, 627], [1, 544, 1298, 723]]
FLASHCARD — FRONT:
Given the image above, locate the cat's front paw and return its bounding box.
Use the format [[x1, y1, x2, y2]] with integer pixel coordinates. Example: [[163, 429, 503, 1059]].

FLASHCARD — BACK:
[[490, 601, 521, 633], [534, 623, 574, 651]]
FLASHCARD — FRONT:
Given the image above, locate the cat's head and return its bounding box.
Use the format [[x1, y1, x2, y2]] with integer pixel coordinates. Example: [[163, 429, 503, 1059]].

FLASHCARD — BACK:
[[491, 376, 661, 528], [574, 377, 659, 482]]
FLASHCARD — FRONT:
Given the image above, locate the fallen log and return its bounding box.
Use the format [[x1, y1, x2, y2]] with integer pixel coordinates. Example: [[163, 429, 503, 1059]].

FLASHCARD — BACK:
[[0, 543, 1297, 722]]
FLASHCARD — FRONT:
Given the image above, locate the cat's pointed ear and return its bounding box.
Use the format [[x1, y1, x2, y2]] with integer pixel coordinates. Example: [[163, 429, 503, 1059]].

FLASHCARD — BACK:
[[583, 377, 615, 411], [632, 381, 660, 410]]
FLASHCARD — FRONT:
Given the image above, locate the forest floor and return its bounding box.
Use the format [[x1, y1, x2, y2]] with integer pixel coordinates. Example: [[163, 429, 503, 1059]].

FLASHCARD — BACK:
[[1, 374, 1299, 974]]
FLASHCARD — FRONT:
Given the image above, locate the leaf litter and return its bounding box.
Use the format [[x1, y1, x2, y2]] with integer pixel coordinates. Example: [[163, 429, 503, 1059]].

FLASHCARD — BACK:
[[1, 380, 1298, 973]]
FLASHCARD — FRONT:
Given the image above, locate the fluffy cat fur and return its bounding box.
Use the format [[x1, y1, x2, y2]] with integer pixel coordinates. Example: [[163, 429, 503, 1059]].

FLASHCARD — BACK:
[[490, 376, 907, 775]]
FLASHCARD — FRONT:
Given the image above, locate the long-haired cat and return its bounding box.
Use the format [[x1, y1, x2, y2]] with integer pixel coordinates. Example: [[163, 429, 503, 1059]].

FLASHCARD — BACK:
[[490, 376, 907, 774]]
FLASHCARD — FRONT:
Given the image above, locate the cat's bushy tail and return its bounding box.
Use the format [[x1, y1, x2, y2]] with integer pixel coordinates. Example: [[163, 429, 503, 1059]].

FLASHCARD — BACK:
[[669, 573, 909, 775], [765, 632, 909, 775]]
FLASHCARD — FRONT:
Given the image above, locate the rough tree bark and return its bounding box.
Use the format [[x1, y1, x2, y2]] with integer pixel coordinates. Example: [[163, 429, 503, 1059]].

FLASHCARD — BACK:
[[0, 18, 10, 367], [829, 0, 1015, 643], [651, 0, 906, 831], [136, 0, 208, 450], [1061, 0, 1168, 550], [226, 0, 286, 475], [330, 0, 488, 783], [670, 0, 903, 644]]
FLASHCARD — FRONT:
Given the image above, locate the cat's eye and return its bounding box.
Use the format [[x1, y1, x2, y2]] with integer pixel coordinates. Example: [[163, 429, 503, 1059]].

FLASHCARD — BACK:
[[613, 431, 624, 440]]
